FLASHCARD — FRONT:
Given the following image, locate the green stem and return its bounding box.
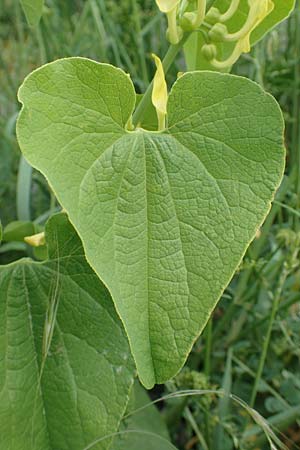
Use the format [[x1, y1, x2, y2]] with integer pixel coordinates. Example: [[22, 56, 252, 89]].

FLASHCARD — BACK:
[[249, 264, 289, 408], [36, 23, 48, 64], [141, 13, 162, 37], [204, 318, 213, 447], [204, 319, 213, 379], [89, 0, 108, 61], [233, 355, 289, 409], [17, 157, 32, 222], [132, 32, 191, 126], [50, 191, 56, 212], [238, 293, 300, 342], [185, 407, 209, 450], [131, 0, 149, 88], [97, 0, 122, 68], [292, 7, 300, 207], [132, 0, 217, 126], [242, 404, 300, 448]]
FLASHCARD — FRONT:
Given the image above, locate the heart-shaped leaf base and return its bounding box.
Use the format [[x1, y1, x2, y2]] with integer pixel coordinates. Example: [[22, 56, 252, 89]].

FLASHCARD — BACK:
[[17, 58, 285, 388]]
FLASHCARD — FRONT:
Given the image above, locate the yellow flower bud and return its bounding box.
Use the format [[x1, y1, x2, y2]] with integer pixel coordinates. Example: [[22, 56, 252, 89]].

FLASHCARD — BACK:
[[201, 44, 217, 61], [205, 7, 221, 24], [155, 0, 181, 13], [24, 231, 46, 247], [182, 0, 206, 30], [151, 54, 168, 131], [208, 23, 228, 42]]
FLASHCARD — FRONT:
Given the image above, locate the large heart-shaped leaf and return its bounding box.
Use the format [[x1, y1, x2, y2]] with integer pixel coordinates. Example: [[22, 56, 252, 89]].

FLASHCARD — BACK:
[[17, 58, 285, 388], [0, 213, 134, 450], [184, 0, 295, 71]]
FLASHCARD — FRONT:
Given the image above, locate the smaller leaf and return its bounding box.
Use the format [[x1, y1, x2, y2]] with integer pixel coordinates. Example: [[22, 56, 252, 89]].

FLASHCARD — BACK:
[[113, 382, 175, 450], [3, 220, 36, 242], [0, 213, 135, 450], [20, 0, 44, 27]]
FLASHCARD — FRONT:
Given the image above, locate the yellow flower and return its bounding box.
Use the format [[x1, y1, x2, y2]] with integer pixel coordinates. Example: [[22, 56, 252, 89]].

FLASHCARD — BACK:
[[24, 231, 45, 247], [211, 34, 250, 69], [219, 0, 240, 22], [210, 0, 274, 69], [182, 0, 206, 30], [155, 0, 181, 13], [151, 54, 168, 131], [156, 0, 182, 44], [224, 0, 274, 42]]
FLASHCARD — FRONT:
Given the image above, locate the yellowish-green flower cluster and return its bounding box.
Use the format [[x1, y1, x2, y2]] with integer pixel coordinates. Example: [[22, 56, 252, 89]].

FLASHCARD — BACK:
[[155, 0, 182, 44], [202, 0, 274, 69], [155, 0, 207, 44], [156, 0, 273, 67]]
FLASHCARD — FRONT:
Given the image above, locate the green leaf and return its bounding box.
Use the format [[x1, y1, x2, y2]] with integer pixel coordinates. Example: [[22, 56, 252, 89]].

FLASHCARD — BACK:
[[0, 213, 134, 450], [20, 0, 44, 27], [0, 220, 2, 244], [113, 382, 175, 450], [2, 220, 36, 242], [251, 0, 296, 43], [184, 0, 296, 71], [17, 58, 285, 388]]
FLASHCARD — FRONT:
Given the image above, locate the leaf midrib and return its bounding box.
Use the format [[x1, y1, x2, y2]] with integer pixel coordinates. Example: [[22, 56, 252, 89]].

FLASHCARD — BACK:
[[142, 134, 156, 383]]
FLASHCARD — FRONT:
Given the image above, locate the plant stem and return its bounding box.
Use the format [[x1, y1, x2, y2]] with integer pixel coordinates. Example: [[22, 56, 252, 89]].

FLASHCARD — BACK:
[[17, 157, 32, 222], [185, 406, 209, 450], [204, 318, 213, 447], [292, 7, 300, 228], [132, 32, 191, 126], [89, 0, 108, 61], [249, 264, 289, 408], [97, 0, 122, 68], [36, 23, 48, 64], [204, 319, 213, 379], [131, 0, 149, 88], [132, 0, 217, 126], [242, 404, 300, 448], [233, 355, 289, 408]]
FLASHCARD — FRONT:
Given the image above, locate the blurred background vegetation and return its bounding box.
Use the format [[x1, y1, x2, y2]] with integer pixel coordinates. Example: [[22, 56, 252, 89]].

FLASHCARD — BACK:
[[0, 1, 299, 449]]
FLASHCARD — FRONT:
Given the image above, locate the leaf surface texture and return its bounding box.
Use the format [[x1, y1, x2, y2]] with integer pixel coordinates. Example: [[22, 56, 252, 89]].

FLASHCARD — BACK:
[[0, 213, 134, 449], [17, 58, 285, 387]]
